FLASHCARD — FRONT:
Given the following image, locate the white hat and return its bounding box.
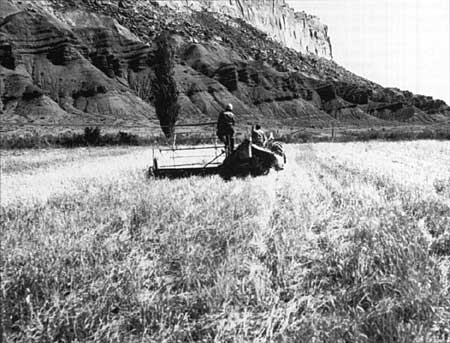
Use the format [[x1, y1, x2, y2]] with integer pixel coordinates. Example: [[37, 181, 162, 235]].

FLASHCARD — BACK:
[[226, 103, 233, 111]]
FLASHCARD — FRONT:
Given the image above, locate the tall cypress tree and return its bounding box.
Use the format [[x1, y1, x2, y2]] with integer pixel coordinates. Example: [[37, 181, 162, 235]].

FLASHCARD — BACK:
[[152, 32, 179, 138]]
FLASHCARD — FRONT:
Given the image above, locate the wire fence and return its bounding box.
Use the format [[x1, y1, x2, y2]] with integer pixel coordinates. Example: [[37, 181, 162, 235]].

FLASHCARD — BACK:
[[0, 121, 229, 149], [0, 120, 255, 143], [1, 120, 449, 150]]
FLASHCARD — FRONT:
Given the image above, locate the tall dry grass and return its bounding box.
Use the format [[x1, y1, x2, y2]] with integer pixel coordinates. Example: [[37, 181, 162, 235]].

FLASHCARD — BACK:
[[1, 141, 449, 342]]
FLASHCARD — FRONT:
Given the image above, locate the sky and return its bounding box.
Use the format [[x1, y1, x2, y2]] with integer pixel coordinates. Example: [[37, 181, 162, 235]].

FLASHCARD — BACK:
[[286, 0, 450, 104]]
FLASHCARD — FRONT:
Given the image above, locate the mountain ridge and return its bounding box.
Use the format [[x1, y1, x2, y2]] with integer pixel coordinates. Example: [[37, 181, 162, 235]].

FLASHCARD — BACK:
[[0, 0, 449, 133], [151, 0, 333, 58]]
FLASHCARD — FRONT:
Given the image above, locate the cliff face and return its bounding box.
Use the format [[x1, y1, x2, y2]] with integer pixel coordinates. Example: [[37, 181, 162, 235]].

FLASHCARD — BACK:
[[152, 0, 333, 58], [0, 0, 448, 129]]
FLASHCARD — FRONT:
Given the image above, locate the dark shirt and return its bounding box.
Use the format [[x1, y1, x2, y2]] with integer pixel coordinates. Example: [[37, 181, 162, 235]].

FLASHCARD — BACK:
[[252, 129, 266, 146], [217, 110, 235, 136]]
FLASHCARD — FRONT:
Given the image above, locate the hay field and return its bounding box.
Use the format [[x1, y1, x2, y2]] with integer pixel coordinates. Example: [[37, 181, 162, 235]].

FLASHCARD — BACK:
[[1, 141, 450, 342]]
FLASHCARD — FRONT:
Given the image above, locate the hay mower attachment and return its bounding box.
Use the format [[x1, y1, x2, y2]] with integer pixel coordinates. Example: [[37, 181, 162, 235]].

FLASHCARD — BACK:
[[149, 144, 226, 178]]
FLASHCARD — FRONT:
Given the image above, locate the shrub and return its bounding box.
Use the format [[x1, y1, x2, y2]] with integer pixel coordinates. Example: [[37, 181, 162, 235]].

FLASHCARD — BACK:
[[83, 126, 101, 145]]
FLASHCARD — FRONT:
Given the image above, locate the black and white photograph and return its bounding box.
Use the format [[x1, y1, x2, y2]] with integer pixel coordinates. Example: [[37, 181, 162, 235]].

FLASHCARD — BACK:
[[1, 0, 449, 341]]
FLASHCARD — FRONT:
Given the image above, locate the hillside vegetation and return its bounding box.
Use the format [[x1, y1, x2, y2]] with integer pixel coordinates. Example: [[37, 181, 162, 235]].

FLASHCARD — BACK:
[[2, 141, 450, 342]]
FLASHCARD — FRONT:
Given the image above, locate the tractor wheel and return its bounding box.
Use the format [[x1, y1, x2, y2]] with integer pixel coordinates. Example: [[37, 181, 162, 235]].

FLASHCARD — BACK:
[[250, 156, 270, 177]]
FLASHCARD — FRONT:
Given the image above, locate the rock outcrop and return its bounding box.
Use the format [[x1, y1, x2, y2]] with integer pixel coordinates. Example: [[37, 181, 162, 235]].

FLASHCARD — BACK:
[[152, 0, 333, 58], [0, 0, 448, 130], [0, 3, 156, 125]]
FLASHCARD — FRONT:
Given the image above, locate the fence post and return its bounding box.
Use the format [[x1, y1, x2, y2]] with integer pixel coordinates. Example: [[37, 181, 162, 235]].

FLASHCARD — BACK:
[[248, 126, 252, 158], [331, 122, 335, 142]]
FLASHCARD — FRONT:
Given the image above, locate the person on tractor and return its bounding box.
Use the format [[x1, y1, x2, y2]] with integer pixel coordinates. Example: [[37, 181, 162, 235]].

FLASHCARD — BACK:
[[217, 103, 235, 155], [252, 124, 267, 147]]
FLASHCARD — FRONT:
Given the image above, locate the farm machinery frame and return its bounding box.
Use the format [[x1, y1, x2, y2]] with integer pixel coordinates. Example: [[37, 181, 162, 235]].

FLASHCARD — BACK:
[[148, 122, 286, 179]]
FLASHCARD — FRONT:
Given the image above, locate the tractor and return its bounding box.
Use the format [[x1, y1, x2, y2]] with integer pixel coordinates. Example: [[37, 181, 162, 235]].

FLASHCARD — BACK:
[[148, 123, 286, 179]]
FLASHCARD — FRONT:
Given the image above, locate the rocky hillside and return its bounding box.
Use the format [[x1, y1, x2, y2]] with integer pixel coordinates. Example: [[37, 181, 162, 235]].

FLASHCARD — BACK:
[[152, 0, 333, 58], [0, 0, 449, 131]]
